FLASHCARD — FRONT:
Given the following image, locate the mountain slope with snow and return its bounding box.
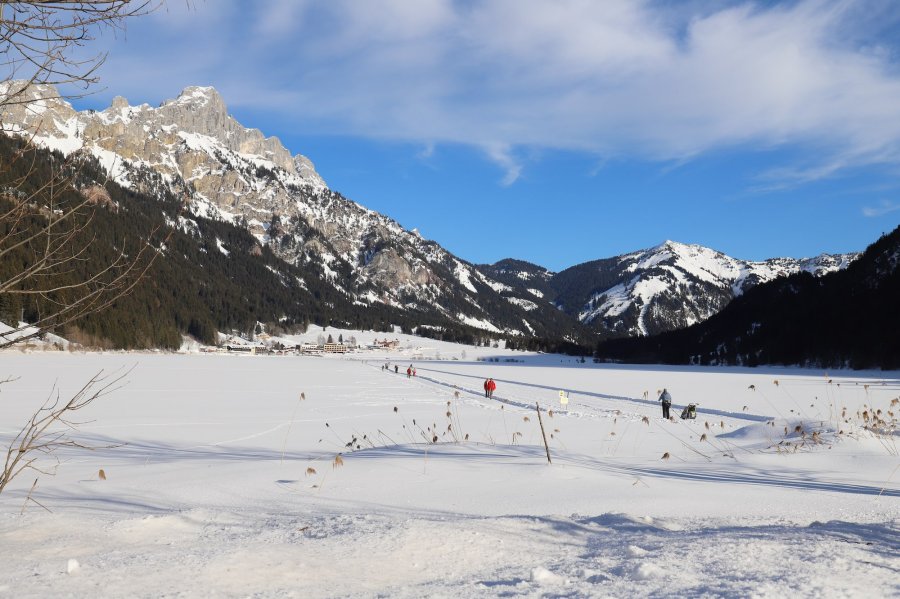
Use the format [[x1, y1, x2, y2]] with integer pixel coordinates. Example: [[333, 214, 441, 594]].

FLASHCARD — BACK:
[[1, 82, 574, 338], [2, 82, 857, 343], [596, 226, 900, 368], [548, 241, 857, 338]]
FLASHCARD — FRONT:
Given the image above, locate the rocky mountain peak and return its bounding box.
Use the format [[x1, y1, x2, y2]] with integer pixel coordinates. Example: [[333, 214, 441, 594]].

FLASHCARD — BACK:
[[167, 85, 226, 113], [649, 239, 719, 259], [0, 80, 62, 105], [155, 86, 234, 142], [1, 81, 329, 228], [0, 81, 75, 130], [110, 95, 130, 111], [293, 154, 326, 189]]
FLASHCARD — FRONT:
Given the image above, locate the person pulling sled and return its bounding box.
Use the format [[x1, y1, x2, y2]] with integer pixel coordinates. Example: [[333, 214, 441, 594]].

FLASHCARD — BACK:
[[658, 388, 672, 419]]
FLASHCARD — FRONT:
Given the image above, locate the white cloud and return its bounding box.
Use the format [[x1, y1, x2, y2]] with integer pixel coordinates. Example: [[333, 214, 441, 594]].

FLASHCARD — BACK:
[[417, 142, 436, 160], [862, 200, 900, 217], [484, 143, 523, 186], [85, 0, 900, 184], [252, 0, 313, 39]]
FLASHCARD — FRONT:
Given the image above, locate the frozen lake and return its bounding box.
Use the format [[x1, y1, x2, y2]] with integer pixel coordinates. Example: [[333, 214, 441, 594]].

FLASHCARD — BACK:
[[1, 348, 898, 597]]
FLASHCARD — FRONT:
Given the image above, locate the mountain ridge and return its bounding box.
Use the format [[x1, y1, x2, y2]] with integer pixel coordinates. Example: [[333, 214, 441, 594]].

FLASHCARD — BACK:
[[1, 81, 581, 340], [1, 81, 858, 342], [594, 225, 900, 369], [479, 240, 856, 339]]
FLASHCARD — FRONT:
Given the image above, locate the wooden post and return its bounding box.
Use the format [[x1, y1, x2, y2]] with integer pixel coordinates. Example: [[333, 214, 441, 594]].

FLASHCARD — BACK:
[[535, 402, 552, 464]]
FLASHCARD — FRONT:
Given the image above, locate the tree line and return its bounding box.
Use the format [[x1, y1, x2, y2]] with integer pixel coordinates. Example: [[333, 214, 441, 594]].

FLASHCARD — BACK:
[[595, 225, 900, 370]]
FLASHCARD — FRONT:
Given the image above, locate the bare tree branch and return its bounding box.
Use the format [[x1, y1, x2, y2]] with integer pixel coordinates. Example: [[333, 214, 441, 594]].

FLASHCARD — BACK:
[[0, 366, 132, 494], [0, 2, 162, 496], [0, 1, 158, 109]]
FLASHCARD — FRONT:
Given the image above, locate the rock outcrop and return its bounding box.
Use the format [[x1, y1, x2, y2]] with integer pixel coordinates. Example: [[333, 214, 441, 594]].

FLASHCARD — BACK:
[[1, 81, 555, 336]]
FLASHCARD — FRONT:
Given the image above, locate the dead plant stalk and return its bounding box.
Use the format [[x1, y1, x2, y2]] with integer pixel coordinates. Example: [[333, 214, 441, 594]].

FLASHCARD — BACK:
[[0, 367, 130, 495]]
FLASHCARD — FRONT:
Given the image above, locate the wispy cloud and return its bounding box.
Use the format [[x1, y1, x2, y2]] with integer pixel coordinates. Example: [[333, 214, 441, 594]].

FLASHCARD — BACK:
[[862, 200, 900, 217], [81, 0, 900, 185], [484, 143, 523, 186], [416, 142, 435, 160]]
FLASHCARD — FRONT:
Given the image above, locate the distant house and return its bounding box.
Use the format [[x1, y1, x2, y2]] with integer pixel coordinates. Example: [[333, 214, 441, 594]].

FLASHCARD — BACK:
[[373, 338, 400, 350], [299, 342, 322, 354], [223, 335, 266, 354], [226, 344, 259, 354], [323, 343, 348, 353]]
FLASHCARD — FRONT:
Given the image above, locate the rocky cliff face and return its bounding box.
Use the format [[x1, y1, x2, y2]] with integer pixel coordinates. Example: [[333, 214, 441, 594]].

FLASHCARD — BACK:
[[1, 81, 561, 337], [0, 82, 324, 225]]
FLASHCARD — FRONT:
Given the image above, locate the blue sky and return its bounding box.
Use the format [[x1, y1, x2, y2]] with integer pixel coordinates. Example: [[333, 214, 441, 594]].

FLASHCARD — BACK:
[[70, 0, 900, 271]]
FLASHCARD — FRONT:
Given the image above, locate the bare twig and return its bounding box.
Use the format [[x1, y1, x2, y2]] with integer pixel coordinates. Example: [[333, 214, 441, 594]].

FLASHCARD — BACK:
[[0, 366, 132, 495]]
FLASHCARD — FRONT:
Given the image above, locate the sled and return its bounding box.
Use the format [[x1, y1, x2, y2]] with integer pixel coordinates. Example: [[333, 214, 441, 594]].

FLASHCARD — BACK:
[[680, 403, 698, 420]]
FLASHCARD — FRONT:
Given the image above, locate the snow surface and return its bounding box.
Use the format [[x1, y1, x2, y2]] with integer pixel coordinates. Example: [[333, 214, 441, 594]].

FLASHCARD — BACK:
[[0, 344, 898, 598], [456, 313, 502, 334], [0, 322, 69, 350], [453, 260, 478, 294], [506, 297, 539, 311]]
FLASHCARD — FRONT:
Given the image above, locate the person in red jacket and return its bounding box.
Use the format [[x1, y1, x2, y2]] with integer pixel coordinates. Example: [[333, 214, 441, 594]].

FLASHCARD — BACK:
[[486, 378, 497, 398], [483, 379, 490, 397]]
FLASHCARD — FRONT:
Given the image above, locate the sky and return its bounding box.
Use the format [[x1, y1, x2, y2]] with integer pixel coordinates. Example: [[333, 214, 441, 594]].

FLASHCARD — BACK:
[[64, 0, 900, 271]]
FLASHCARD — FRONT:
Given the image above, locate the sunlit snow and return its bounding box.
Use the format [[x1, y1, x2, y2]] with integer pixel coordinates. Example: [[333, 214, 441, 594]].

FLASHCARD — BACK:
[[0, 343, 897, 597]]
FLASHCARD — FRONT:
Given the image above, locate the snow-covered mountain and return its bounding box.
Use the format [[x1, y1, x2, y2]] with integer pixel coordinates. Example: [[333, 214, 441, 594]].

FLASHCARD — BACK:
[[543, 241, 857, 338], [476, 259, 556, 303], [0, 82, 571, 337], [1, 82, 857, 341], [595, 226, 900, 367]]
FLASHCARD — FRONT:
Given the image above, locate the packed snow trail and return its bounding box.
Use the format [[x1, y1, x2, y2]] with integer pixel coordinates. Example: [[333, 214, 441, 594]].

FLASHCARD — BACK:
[[399, 363, 773, 423]]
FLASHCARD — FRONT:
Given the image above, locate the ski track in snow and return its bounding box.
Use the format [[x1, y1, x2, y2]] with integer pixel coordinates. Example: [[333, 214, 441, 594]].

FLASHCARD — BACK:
[[407, 363, 774, 423]]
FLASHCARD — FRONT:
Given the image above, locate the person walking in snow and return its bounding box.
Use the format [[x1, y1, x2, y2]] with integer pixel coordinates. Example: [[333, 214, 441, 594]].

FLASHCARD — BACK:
[[486, 378, 497, 399], [658, 388, 672, 419], [406, 366, 412, 378], [394, 365, 398, 374], [483, 379, 490, 397]]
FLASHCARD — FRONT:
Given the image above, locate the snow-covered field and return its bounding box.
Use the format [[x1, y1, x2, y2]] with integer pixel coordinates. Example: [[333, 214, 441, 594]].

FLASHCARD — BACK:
[[1, 340, 898, 597]]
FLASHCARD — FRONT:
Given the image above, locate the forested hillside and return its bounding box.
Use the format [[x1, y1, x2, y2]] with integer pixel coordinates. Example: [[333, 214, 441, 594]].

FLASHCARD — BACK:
[[0, 137, 594, 350], [0, 137, 420, 348], [594, 225, 900, 369]]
